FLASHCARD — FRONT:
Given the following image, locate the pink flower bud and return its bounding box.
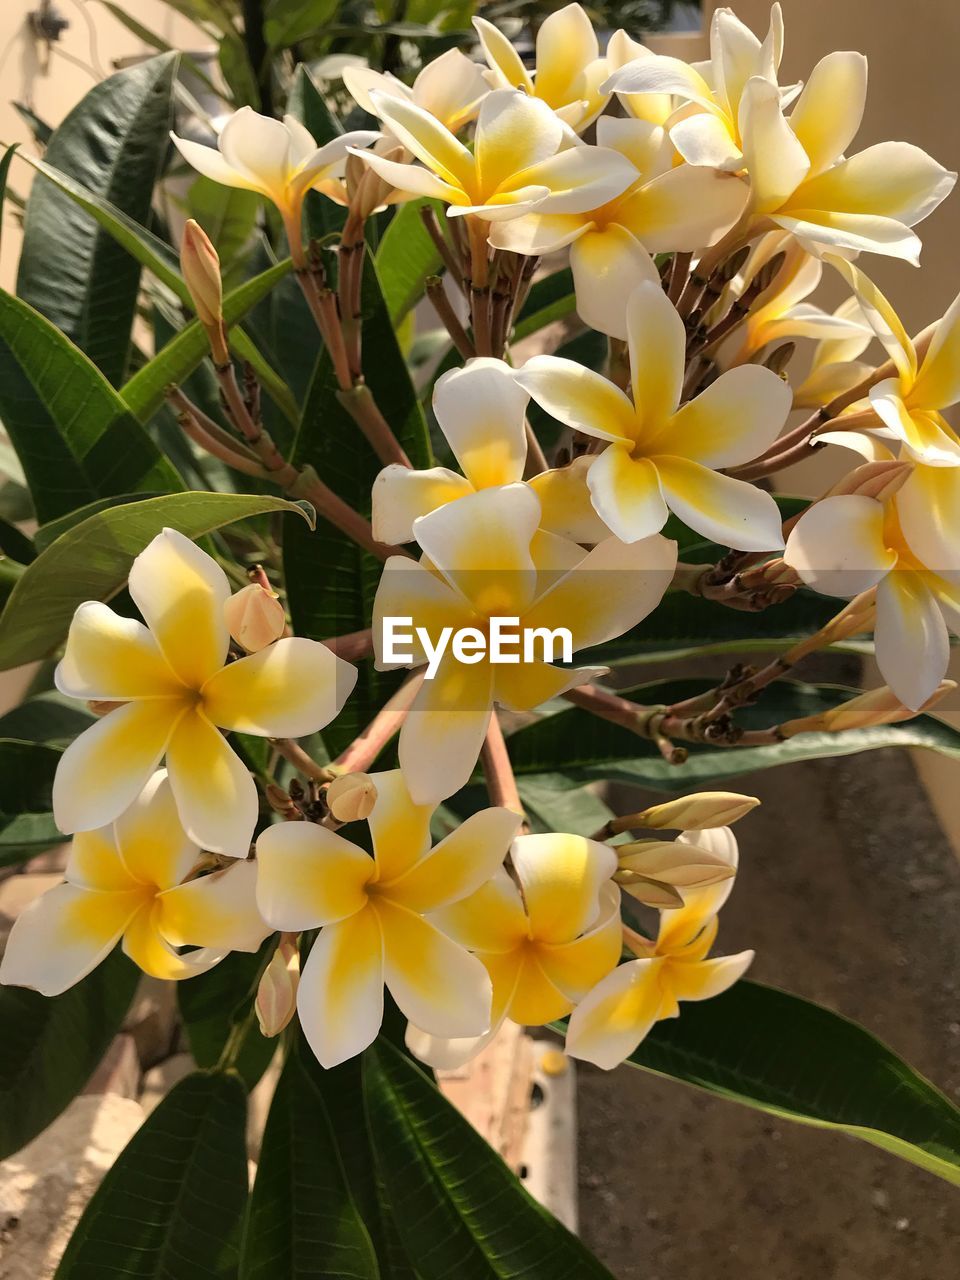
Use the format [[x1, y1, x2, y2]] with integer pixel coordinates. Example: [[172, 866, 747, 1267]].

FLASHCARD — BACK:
[[224, 583, 286, 652], [327, 772, 379, 822], [181, 219, 228, 363], [256, 937, 300, 1038]]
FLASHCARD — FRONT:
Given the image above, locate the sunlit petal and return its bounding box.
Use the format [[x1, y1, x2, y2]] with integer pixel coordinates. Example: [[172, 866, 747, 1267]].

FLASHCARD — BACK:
[[665, 365, 791, 467], [113, 770, 199, 891], [474, 90, 562, 196], [617, 166, 748, 252], [372, 464, 474, 545], [366, 768, 434, 882], [122, 900, 223, 981], [66, 826, 136, 893], [166, 710, 258, 858], [908, 289, 960, 412], [256, 821, 373, 930], [670, 949, 754, 1001], [739, 76, 810, 213], [512, 832, 617, 944], [399, 656, 494, 805], [432, 866, 529, 953], [536, 882, 623, 1001], [569, 227, 661, 341], [875, 571, 950, 711], [514, 356, 637, 443], [586, 445, 669, 542], [792, 142, 956, 228], [383, 806, 521, 912], [370, 92, 475, 191], [784, 494, 896, 597], [372, 556, 475, 670], [625, 282, 686, 428], [565, 957, 664, 1069], [528, 458, 611, 544], [433, 358, 529, 489], [787, 51, 867, 177], [298, 909, 384, 1068], [158, 861, 270, 953], [55, 603, 184, 701]]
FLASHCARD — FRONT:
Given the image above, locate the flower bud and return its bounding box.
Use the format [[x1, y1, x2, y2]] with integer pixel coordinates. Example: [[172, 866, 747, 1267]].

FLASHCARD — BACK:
[[783, 592, 876, 664], [613, 868, 684, 908], [256, 936, 300, 1038], [224, 583, 286, 653], [610, 792, 759, 834], [327, 772, 378, 823], [348, 139, 405, 220], [780, 680, 956, 736], [616, 836, 738, 886], [180, 219, 228, 364], [827, 459, 914, 503]]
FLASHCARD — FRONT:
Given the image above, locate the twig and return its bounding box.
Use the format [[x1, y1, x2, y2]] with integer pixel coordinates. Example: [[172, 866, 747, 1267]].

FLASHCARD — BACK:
[[426, 276, 475, 359], [323, 628, 375, 661], [270, 737, 336, 782], [480, 712, 525, 820], [419, 205, 465, 289], [333, 672, 425, 773]]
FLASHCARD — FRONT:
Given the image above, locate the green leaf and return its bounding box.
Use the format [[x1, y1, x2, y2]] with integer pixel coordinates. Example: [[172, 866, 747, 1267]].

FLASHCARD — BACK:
[[0, 143, 20, 261], [0, 291, 182, 522], [17, 53, 178, 385], [503, 678, 960, 792], [0, 949, 139, 1159], [178, 944, 276, 1090], [0, 693, 94, 747], [121, 259, 294, 424], [16, 151, 300, 427], [187, 176, 260, 269], [284, 254, 430, 754], [95, 0, 173, 51], [0, 513, 35, 563], [240, 1037, 380, 1279], [265, 0, 339, 50], [376, 200, 443, 325], [287, 66, 346, 243], [12, 103, 52, 146], [363, 1039, 614, 1280], [512, 268, 575, 341], [0, 738, 63, 865], [621, 980, 960, 1187], [56, 1071, 249, 1278], [0, 492, 313, 671]]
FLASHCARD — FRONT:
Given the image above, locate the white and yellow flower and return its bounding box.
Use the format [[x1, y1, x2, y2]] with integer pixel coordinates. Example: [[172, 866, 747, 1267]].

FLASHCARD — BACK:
[[0, 771, 269, 996], [343, 47, 488, 133], [603, 29, 681, 129], [602, 3, 792, 170], [489, 116, 749, 338], [791, 295, 874, 410], [373, 483, 677, 803], [515, 282, 791, 549], [408, 832, 621, 1068], [566, 826, 753, 1069], [255, 769, 521, 1067], [351, 87, 635, 224], [171, 107, 379, 263], [372, 357, 606, 546], [473, 3, 609, 132], [52, 529, 356, 857]]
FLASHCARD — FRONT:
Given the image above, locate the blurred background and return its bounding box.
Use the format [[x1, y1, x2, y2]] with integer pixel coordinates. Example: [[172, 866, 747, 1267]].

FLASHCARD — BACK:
[[0, 3, 957, 1276]]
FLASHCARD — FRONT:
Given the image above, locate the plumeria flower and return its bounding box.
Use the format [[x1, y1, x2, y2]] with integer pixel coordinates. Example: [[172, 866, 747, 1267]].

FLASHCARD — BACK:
[[784, 481, 960, 711], [566, 827, 754, 1069], [372, 357, 606, 546], [350, 88, 635, 224], [489, 116, 749, 339], [821, 257, 960, 465], [515, 282, 791, 550], [604, 29, 682, 129], [473, 3, 610, 132], [52, 529, 356, 857], [373, 483, 677, 803], [343, 48, 488, 133], [602, 3, 794, 170], [407, 833, 621, 1068], [0, 772, 269, 996], [735, 57, 955, 262], [255, 769, 521, 1067], [171, 107, 379, 264], [716, 232, 872, 365], [792, 295, 874, 410]]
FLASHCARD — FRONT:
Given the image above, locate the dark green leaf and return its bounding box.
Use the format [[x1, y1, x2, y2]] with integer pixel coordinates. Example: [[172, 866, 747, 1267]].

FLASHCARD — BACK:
[[11, 105, 52, 146], [0, 491, 313, 671], [178, 944, 276, 1090], [17, 54, 178, 385], [513, 268, 575, 341], [284, 254, 430, 754], [0, 949, 139, 1159], [622, 980, 960, 1187], [265, 0, 339, 50], [376, 200, 443, 325], [0, 513, 35, 563], [0, 693, 94, 747], [56, 1071, 249, 1278], [0, 144, 20, 261], [363, 1039, 614, 1279], [503, 678, 960, 792], [0, 291, 182, 522], [240, 1037, 380, 1279], [187, 176, 260, 269], [0, 738, 63, 864]]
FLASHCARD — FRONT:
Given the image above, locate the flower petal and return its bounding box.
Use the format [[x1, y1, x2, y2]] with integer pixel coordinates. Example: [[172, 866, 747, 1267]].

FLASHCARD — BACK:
[[521, 531, 677, 652], [514, 355, 637, 443], [113, 770, 199, 891], [617, 165, 748, 253], [372, 556, 475, 670], [128, 529, 230, 689], [568, 226, 660, 341], [370, 92, 475, 190], [625, 281, 686, 429], [413, 49, 489, 132], [351, 149, 462, 203], [875, 571, 950, 711], [826, 257, 917, 381], [342, 65, 412, 117], [784, 494, 897, 597], [664, 365, 792, 467], [52, 700, 180, 834], [378, 899, 492, 1039], [528, 458, 611, 544], [433, 358, 529, 489], [122, 900, 223, 981], [383, 805, 521, 913], [171, 133, 266, 195], [201, 637, 356, 737], [602, 55, 716, 113], [218, 107, 294, 202], [158, 861, 270, 953], [738, 76, 810, 213], [372, 464, 474, 545], [473, 16, 533, 95], [668, 113, 742, 169], [166, 710, 258, 858], [66, 826, 136, 893], [565, 957, 664, 1069], [536, 881, 623, 1000], [399, 656, 494, 805], [474, 90, 563, 197], [298, 909, 385, 1068], [669, 949, 754, 1001], [493, 660, 603, 714], [776, 211, 923, 264], [0, 883, 142, 996], [488, 212, 590, 256], [908, 289, 960, 412], [55, 602, 184, 701], [896, 464, 960, 577], [366, 768, 434, 882], [509, 146, 635, 216], [431, 866, 528, 953], [787, 51, 867, 178], [504, 947, 575, 1024], [792, 142, 956, 229], [869, 384, 960, 465], [256, 821, 373, 930], [533, 2, 600, 108], [656, 827, 739, 952], [654, 458, 786, 551], [511, 832, 617, 944], [586, 445, 670, 542]]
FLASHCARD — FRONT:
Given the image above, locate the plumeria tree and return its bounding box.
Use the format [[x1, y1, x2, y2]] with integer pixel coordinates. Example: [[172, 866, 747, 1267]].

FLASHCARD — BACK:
[[1, 3, 960, 1274]]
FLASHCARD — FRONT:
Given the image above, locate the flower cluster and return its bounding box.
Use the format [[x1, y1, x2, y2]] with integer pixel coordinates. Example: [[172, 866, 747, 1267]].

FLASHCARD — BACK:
[[4, 3, 959, 1076]]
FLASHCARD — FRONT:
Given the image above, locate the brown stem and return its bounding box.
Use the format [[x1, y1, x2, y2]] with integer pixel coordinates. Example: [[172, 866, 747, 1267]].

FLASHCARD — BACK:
[[523, 420, 549, 477], [419, 205, 465, 289], [339, 211, 366, 381], [270, 737, 335, 782], [667, 252, 692, 304], [333, 671, 425, 773], [480, 712, 525, 820], [336, 385, 412, 469], [293, 465, 408, 563], [296, 268, 354, 390], [426, 276, 476, 359], [323, 628, 375, 661]]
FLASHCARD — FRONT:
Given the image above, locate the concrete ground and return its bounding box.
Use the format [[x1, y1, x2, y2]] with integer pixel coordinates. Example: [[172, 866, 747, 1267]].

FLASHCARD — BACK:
[[577, 747, 960, 1279]]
